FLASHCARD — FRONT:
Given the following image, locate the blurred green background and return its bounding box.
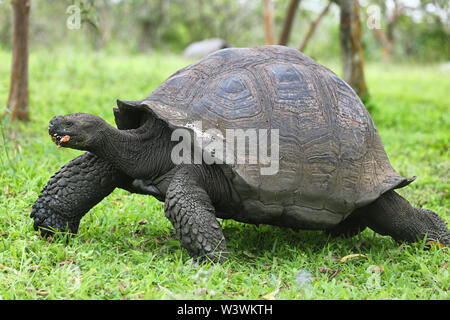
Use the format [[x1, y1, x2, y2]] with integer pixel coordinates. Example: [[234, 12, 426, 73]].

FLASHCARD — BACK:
[[0, 0, 448, 62]]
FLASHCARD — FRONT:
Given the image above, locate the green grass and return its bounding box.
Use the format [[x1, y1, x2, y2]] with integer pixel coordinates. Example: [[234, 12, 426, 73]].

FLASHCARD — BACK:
[[0, 49, 448, 300]]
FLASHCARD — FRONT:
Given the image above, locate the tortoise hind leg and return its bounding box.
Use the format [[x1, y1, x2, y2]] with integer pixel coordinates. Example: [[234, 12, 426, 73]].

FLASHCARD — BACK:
[[361, 190, 450, 246], [326, 208, 367, 238]]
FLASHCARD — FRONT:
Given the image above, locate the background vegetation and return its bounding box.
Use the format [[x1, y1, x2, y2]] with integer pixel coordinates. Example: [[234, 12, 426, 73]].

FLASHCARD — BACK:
[[0, 0, 448, 300], [0, 0, 449, 61]]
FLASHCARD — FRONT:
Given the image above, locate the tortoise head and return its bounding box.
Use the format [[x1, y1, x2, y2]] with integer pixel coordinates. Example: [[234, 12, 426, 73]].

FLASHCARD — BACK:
[[48, 110, 176, 179], [48, 113, 105, 150]]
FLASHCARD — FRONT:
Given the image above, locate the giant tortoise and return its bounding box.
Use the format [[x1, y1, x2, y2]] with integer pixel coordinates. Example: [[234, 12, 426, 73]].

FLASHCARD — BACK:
[[31, 45, 449, 262]]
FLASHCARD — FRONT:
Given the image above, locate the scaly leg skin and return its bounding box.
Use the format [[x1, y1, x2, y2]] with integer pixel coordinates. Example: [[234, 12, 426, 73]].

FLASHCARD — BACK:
[[31, 152, 126, 237], [164, 166, 227, 263], [363, 190, 450, 247]]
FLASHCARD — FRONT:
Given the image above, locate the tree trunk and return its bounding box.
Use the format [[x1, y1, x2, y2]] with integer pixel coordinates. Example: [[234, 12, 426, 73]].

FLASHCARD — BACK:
[[4, 0, 30, 121], [299, 2, 332, 52], [263, 0, 274, 45], [278, 0, 300, 46], [138, 0, 167, 52], [370, 27, 392, 58], [387, 0, 400, 44], [139, 19, 154, 52], [364, 0, 401, 60], [337, 0, 368, 100]]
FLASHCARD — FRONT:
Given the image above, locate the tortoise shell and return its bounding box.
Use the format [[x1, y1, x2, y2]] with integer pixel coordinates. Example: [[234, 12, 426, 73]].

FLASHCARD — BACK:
[[116, 45, 413, 229]]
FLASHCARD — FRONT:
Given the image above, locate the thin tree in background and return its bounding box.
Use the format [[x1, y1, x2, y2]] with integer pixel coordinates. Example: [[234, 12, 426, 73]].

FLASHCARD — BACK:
[[366, 0, 403, 59], [263, 0, 274, 45], [298, 2, 332, 52], [278, 0, 301, 46], [137, 0, 169, 52], [4, 0, 30, 121], [333, 0, 369, 100]]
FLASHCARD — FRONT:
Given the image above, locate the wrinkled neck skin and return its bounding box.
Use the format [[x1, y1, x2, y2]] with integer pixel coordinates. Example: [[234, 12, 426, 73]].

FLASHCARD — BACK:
[[89, 117, 176, 181]]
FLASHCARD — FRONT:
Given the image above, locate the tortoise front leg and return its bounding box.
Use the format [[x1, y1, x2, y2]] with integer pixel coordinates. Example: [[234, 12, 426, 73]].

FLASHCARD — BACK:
[[31, 152, 127, 237], [164, 166, 227, 263]]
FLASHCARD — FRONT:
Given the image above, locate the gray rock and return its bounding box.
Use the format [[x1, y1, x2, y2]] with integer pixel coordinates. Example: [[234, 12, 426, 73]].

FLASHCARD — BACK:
[[183, 38, 229, 59]]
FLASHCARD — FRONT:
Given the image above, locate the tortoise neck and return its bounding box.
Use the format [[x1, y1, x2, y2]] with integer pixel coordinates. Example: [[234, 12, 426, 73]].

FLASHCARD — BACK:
[[90, 122, 140, 175], [91, 118, 175, 180]]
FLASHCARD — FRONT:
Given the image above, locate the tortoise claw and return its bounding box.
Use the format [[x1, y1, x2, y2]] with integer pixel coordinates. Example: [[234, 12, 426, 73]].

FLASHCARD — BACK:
[[31, 194, 80, 237]]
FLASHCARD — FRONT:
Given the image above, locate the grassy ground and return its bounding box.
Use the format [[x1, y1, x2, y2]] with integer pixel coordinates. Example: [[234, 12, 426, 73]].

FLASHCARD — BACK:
[[0, 49, 448, 300]]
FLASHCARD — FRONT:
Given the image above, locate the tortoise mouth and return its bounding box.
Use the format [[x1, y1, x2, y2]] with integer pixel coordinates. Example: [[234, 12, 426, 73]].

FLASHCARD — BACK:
[[48, 125, 78, 147], [50, 132, 77, 147], [48, 118, 78, 147]]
